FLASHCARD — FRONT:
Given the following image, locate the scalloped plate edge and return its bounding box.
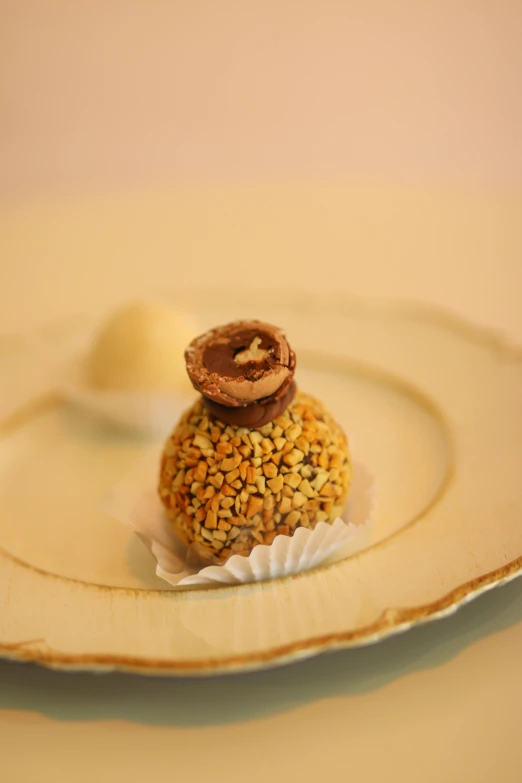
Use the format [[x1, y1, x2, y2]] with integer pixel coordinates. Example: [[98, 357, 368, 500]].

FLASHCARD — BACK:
[[1, 554, 520, 676]]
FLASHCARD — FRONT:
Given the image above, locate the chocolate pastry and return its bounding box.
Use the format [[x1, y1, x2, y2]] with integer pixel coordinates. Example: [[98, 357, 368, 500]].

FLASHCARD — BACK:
[[159, 320, 352, 565]]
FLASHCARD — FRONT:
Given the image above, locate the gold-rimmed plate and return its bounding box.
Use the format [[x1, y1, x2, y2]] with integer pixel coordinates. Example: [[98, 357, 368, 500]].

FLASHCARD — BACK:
[[0, 293, 521, 675]]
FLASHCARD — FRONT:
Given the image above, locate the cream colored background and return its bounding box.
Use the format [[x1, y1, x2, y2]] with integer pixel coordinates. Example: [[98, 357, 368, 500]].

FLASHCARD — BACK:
[[1, 2, 522, 782], [2, 0, 522, 197]]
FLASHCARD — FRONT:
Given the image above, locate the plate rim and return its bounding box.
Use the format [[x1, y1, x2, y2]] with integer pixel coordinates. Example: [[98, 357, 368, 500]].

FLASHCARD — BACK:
[[0, 554, 520, 675]]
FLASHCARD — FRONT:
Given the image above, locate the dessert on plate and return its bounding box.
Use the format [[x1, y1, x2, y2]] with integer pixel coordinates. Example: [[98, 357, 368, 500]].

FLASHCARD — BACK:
[[158, 320, 352, 564], [63, 301, 198, 435], [88, 300, 196, 394]]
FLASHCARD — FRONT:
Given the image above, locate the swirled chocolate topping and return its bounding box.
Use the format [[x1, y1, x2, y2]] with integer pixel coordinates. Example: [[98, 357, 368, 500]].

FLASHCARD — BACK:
[[185, 320, 296, 426]]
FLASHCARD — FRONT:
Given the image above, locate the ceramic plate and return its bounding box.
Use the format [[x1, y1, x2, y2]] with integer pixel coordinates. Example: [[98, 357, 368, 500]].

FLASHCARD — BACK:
[[0, 293, 521, 675]]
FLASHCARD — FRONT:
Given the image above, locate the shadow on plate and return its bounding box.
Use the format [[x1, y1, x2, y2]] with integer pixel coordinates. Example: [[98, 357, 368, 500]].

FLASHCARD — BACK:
[[1, 576, 521, 727]]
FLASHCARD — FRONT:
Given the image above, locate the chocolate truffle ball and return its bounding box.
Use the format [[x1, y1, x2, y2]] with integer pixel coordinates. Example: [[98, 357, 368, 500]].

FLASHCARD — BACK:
[[158, 320, 352, 565], [185, 319, 296, 427]]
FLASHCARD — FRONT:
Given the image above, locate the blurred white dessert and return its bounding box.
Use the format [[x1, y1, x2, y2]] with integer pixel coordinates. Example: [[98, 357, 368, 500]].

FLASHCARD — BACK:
[[62, 301, 199, 435], [87, 301, 197, 394]]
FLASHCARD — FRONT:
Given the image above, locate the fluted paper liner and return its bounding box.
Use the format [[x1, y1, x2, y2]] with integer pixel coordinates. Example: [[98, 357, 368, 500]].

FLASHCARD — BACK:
[[101, 451, 375, 588]]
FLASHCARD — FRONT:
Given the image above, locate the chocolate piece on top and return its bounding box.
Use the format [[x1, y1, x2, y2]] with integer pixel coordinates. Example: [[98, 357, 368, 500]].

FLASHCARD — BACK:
[[185, 320, 296, 411], [203, 380, 297, 428]]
